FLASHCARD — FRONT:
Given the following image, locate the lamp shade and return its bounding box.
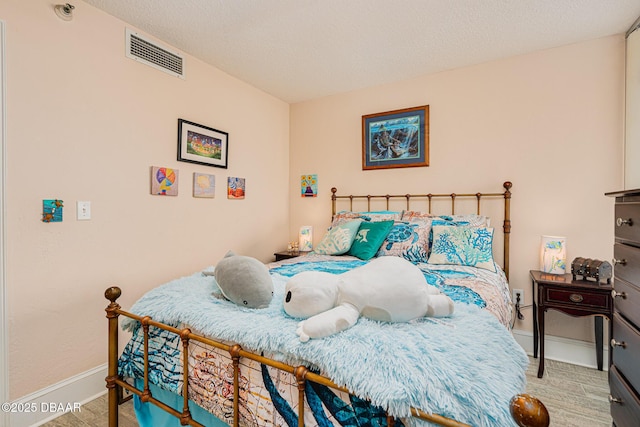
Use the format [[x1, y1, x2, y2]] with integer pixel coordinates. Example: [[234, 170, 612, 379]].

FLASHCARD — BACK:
[[299, 226, 313, 252], [540, 235, 567, 274]]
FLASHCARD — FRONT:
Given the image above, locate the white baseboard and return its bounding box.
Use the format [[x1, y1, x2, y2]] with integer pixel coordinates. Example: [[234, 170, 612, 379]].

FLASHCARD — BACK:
[[512, 329, 609, 371], [8, 364, 107, 427]]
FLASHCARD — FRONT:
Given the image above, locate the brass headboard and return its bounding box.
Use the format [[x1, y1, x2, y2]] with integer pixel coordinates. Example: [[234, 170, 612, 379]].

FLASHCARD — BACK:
[[330, 181, 513, 279]]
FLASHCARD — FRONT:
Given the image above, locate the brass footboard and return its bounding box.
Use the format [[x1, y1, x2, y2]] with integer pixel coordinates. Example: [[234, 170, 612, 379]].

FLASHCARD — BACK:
[[105, 287, 549, 427]]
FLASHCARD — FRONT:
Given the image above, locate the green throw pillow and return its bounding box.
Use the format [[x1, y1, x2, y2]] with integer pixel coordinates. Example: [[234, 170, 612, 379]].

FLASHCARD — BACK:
[[348, 220, 395, 260]]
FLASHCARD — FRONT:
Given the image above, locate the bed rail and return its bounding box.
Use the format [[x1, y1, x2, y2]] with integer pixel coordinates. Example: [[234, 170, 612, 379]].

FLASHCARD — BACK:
[[105, 285, 549, 427], [331, 181, 512, 279]]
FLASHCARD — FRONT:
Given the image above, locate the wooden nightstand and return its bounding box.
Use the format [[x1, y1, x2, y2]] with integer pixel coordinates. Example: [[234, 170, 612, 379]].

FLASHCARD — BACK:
[[274, 251, 308, 262], [530, 270, 613, 378]]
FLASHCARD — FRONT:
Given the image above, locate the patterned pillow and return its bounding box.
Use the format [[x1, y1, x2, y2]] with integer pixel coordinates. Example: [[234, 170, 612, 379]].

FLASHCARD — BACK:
[[402, 211, 489, 227], [313, 219, 363, 255], [401, 211, 436, 222], [348, 220, 395, 260], [377, 220, 431, 263], [432, 214, 490, 228], [427, 225, 496, 272], [331, 211, 402, 228]]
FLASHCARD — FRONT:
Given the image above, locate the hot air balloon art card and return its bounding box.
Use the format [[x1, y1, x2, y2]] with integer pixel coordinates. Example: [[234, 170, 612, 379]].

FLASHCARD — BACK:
[[227, 177, 245, 199], [193, 172, 215, 198], [151, 166, 179, 196]]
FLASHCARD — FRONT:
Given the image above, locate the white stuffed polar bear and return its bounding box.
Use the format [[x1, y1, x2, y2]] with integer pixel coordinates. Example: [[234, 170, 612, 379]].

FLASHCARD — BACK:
[[283, 256, 454, 342]]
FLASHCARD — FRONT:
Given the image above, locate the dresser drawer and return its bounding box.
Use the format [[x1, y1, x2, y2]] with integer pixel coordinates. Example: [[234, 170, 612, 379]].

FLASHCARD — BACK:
[[544, 287, 611, 311], [612, 312, 640, 390], [615, 202, 640, 245], [612, 278, 640, 328], [609, 366, 640, 427], [613, 243, 640, 288]]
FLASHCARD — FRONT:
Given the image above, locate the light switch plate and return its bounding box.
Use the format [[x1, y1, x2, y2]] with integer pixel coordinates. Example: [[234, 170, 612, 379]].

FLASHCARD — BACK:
[[77, 201, 91, 220]]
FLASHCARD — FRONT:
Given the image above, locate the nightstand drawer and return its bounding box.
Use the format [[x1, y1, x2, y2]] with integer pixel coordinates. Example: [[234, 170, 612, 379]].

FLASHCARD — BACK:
[[612, 312, 640, 391], [545, 288, 611, 310], [613, 243, 640, 287], [613, 278, 640, 328], [615, 202, 640, 245], [609, 366, 640, 427]]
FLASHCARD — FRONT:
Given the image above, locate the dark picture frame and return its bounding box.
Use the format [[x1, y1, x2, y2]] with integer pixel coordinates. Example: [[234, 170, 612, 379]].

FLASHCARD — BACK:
[[362, 105, 429, 170], [177, 119, 228, 169]]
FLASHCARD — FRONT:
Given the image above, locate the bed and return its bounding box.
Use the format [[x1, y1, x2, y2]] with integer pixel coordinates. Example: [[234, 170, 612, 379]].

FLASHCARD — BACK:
[[105, 181, 550, 427]]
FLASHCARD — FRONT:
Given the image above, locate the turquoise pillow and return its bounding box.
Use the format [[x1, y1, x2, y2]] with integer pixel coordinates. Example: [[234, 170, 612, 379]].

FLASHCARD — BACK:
[[313, 220, 363, 255], [427, 225, 496, 272], [348, 220, 395, 260]]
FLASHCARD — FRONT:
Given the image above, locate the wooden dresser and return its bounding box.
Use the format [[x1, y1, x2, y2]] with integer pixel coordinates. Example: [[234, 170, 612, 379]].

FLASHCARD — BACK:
[[606, 188, 640, 426]]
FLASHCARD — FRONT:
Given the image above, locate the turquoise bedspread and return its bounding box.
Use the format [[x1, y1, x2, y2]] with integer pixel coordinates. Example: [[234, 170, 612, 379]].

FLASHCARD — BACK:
[[119, 259, 527, 426]]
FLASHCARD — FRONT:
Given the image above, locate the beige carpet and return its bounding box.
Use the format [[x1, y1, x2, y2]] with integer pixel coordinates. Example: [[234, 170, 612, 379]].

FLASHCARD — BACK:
[[42, 357, 611, 427], [525, 357, 611, 427]]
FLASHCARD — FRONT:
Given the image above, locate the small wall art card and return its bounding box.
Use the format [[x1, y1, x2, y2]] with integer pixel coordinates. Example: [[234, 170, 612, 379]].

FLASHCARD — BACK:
[[151, 166, 179, 196], [227, 177, 245, 199], [42, 199, 63, 222], [301, 174, 318, 197], [193, 173, 215, 198]]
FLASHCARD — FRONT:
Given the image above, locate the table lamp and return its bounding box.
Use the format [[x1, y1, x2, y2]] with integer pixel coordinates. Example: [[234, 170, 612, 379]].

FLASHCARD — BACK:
[[299, 226, 313, 252], [540, 235, 566, 274]]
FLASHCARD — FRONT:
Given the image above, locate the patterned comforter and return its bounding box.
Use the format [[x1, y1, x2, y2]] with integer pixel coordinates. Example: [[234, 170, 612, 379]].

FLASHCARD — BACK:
[[118, 254, 524, 427]]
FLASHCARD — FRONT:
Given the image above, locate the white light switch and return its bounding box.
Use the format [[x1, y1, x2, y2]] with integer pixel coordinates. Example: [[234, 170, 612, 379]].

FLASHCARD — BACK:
[[77, 201, 91, 220]]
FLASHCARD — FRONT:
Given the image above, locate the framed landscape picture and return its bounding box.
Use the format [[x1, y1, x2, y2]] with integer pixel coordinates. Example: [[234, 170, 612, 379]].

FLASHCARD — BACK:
[[362, 105, 429, 170], [178, 119, 228, 169]]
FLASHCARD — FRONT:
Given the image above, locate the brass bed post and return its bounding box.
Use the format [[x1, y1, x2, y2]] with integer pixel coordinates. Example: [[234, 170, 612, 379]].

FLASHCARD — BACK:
[[503, 181, 512, 280], [180, 329, 193, 426], [141, 317, 152, 403], [105, 287, 122, 427], [331, 187, 337, 219], [230, 344, 242, 427], [294, 366, 309, 427]]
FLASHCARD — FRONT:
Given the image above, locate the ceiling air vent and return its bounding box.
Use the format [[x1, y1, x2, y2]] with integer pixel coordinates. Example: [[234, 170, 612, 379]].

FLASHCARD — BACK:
[[125, 28, 185, 79]]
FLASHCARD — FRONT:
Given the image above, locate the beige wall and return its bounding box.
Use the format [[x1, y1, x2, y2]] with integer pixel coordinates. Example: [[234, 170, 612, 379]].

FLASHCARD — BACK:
[[2, 1, 289, 399], [1, 0, 627, 403], [290, 35, 625, 343]]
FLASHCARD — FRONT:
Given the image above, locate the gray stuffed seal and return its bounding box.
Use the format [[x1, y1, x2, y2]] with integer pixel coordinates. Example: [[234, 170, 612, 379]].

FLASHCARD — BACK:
[[212, 251, 274, 308]]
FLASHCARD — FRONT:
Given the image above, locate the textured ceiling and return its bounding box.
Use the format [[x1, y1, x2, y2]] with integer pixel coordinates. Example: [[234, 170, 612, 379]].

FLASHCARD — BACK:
[[81, 0, 640, 103]]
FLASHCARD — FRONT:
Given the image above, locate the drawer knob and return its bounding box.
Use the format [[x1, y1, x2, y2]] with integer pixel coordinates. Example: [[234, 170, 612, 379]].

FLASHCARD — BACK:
[[611, 290, 627, 299], [612, 258, 627, 266], [616, 217, 633, 227], [610, 338, 627, 348], [608, 395, 623, 404], [569, 293, 583, 303]]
